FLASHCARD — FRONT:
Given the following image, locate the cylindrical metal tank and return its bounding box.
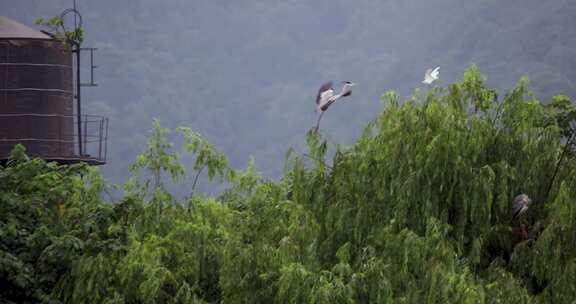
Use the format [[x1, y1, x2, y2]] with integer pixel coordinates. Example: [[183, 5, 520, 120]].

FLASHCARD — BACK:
[[0, 16, 74, 159]]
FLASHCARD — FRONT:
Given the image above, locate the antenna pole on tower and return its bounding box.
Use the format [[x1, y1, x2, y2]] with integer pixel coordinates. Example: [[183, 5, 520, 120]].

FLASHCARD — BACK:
[[61, 2, 99, 158]]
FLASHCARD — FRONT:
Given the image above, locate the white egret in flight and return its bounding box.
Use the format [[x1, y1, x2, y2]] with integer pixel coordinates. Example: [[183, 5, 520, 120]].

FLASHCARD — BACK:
[[422, 66, 440, 85]]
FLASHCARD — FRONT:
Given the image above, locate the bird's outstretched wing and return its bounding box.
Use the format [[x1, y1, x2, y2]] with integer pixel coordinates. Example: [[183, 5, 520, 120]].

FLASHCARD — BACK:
[[431, 66, 440, 78], [316, 81, 333, 105], [423, 67, 440, 84]]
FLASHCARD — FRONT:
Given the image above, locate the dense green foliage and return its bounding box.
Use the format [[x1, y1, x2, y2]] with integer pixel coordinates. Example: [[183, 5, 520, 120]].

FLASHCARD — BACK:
[[1, 67, 576, 303]]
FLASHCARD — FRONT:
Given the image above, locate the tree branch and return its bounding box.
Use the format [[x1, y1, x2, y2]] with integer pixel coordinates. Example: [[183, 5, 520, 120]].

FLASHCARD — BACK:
[[191, 165, 206, 196], [544, 130, 575, 203]]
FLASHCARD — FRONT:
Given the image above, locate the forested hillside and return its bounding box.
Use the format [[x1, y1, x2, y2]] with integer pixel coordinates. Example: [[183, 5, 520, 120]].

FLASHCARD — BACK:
[[1, 68, 575, 303], [2, 1, 576, 191]]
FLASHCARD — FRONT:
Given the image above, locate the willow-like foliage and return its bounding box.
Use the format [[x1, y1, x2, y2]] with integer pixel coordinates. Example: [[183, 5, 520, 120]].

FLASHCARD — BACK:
[[1, 66, 575, 303]]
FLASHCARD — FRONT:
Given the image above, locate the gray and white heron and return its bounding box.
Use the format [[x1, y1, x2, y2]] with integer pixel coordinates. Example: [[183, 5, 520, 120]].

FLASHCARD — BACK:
[[511, 193, 532, 241], [512, 194, 532, 220], [422, 66, 440, 85], [314, 81, 356, 131]]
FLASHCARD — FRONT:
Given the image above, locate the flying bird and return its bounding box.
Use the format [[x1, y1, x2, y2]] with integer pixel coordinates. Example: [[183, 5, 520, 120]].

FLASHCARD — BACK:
[[422, 66, 440, 85], [314, 81, 356, 131], [316, 81, 355, 112], [316, 81, 335, 112], [512, 194, 532, 220]]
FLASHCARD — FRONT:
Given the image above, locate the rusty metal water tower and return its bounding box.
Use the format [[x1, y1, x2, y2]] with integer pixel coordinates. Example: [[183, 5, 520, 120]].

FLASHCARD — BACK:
[[0, 11, 107, 165]]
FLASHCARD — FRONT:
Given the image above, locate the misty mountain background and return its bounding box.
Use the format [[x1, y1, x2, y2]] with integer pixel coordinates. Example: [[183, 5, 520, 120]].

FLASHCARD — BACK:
[[3, 0, 575, 195]]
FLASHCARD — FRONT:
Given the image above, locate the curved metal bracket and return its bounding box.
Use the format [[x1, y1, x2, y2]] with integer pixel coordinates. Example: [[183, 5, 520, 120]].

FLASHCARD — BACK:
[[59, 8, 83, 45]]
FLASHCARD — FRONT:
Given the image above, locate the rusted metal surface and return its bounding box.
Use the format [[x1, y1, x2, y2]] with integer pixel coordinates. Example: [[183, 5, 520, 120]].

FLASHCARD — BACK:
[[0, 17, 107, 166], [0, 113, 108, 165], [0, 37, 75, 158], [0, 17, 76, 161]]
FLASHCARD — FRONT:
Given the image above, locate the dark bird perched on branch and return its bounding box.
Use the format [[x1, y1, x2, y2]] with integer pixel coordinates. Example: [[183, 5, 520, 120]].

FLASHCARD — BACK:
[[511, 194, 532, 241], [314, 81, 356, 131], [512, 194, 532, 220]]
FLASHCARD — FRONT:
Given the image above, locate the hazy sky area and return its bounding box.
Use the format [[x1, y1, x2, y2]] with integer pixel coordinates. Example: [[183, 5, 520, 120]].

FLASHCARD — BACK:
[[3, 0, 576, 194]]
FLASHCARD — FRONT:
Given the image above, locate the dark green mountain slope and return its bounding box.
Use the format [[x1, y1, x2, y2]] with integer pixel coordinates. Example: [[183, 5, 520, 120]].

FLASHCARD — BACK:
[[2, 1, 575, 190]]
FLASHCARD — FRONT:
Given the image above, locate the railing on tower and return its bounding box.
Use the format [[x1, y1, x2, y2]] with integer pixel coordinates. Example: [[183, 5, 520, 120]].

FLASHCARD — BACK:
[[0, 113, 108, 165]]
